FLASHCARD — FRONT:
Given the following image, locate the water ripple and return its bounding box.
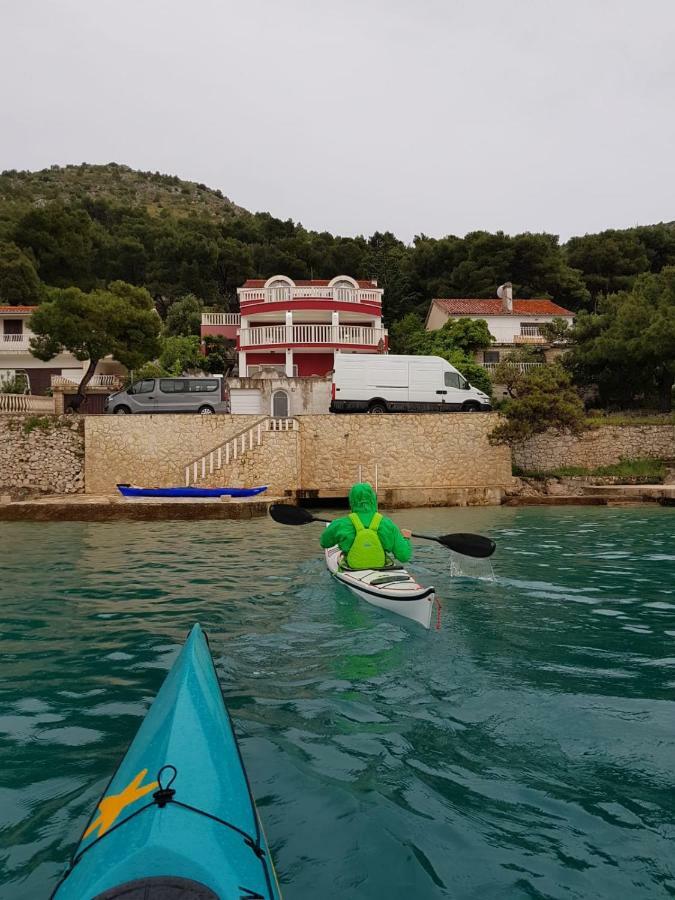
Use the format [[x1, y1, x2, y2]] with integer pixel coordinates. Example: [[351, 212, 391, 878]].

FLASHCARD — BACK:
[[0, 508, 673, 899]]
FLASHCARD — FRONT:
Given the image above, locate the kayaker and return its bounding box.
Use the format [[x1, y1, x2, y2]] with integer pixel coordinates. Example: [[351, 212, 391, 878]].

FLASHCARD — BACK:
[[319, 482, 412, 569]]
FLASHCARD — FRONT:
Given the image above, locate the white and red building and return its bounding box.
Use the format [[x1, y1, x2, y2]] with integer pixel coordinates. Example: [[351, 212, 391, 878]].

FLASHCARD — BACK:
[[201, 275, 387, 378], [425, 285, 574, 372]]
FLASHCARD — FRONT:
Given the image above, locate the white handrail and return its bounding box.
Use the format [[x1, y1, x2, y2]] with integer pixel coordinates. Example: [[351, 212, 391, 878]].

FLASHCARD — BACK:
[[481, 362, 544, 373], [238, 286, 382, 306], [201, 313, 241, 326], [0, 393, 55, 413], [239, 324, 387, 347], [184, 417, 298, 485], [185, 416, 298, 487]]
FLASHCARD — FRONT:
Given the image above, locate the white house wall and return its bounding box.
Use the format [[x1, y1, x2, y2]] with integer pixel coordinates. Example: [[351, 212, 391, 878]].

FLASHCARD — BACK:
[[433, 313, 574, 343]]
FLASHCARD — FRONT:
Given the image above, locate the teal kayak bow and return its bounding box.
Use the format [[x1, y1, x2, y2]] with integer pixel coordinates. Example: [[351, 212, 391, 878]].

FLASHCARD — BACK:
[[52, 624, 281, 899]]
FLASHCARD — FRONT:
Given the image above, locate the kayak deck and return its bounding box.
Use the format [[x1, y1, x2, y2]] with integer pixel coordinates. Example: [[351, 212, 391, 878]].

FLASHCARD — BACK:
[[52, 624, 281, 899], [325, 545, 435, 629]]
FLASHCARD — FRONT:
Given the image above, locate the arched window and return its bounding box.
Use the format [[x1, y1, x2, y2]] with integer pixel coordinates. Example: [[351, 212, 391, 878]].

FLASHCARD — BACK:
[[329, 277, 358, 303], [272, 390, 289, 418], [264, 275, 294, 303]]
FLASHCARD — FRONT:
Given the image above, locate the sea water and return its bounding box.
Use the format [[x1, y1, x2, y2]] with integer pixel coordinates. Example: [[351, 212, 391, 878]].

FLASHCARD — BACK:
[[0, 506, 673, 899]]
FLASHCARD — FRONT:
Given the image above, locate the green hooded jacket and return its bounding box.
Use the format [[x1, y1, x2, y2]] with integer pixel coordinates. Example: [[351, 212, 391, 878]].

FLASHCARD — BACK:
[[319, 483, 412, 566]]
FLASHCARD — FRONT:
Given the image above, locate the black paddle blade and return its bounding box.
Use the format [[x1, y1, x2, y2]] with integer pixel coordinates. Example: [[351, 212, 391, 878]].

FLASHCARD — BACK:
[[437, 532, 496, 558], [268, 503, 315, 526]]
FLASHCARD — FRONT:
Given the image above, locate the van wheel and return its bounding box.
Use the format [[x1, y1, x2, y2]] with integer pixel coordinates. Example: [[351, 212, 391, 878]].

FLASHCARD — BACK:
[[198, 405, 215, 415], [367, 402, 387, 414], [114, 405, 131, 415], [462, 402, 481, 412]]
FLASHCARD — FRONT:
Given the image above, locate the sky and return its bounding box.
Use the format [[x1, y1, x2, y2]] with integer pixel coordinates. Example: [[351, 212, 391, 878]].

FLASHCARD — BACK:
[[2, 0, 675, 243]]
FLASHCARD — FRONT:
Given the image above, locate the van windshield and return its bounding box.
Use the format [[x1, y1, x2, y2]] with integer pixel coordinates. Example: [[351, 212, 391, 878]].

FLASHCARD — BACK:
[[132, 379, 154, 394]]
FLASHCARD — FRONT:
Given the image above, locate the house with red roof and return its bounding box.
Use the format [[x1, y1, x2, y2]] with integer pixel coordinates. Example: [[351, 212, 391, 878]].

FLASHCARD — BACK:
[[201, 275, 386, 380], [425, 284, 574, 372]]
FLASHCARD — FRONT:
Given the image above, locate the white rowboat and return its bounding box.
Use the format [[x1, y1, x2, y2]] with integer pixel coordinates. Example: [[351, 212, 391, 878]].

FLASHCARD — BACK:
[[324, 544, 435, 629]]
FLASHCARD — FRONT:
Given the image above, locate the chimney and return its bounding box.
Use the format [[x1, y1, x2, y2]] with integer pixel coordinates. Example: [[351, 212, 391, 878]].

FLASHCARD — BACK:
[[498, 282, 513, 313]]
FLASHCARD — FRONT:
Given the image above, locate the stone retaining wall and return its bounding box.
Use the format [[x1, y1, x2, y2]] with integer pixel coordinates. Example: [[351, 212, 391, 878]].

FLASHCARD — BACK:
[[299, 414, 513, 494], [514, 425, 675, 471], [85, 415, 264, 494], [0, 415, 84, 496], [202, 430, 300, 495]]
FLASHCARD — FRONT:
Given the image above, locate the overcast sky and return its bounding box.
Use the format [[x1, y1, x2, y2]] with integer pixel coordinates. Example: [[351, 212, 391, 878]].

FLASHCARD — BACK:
[[2, 0, 675, 242]]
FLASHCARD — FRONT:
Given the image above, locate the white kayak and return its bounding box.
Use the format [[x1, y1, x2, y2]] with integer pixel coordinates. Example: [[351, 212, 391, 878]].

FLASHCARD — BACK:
[[325, 544, 436, 629]]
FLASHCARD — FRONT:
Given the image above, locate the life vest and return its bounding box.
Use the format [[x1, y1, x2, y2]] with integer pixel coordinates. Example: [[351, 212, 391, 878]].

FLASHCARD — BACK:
[[347, 512, 385, 569]]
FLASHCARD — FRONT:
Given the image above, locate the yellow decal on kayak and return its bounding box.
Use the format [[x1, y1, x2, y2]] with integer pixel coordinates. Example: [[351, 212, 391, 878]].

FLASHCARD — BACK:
[[84, 769, 158, 839]]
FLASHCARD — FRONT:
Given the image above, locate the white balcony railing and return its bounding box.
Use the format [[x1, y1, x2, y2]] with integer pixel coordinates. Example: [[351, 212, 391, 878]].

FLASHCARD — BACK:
[[239, 324, 387, 348], [0, 334, 31, 352], [238, 286, 381, 306], [481, 362, 544, 373], [201, 313, 241, 326], [51, 374, 124, 389], [0, 393, 55, 414]]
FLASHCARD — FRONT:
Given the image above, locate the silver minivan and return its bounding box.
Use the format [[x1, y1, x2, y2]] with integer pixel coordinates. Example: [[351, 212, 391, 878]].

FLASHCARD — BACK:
[[105, 377, 228, 415]]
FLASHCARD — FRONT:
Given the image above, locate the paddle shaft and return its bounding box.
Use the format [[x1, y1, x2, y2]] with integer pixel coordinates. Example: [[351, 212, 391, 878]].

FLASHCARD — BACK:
[[268, 503, 496, 558], [309, 514, 451, 548]]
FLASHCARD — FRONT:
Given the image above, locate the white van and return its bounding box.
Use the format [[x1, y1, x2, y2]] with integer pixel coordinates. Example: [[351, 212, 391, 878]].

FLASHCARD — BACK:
[[330, 353, 491, 414]]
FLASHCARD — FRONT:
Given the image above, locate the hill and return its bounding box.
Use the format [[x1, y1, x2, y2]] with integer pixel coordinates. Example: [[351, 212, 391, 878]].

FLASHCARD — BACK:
[[0, 162, 245, 221]]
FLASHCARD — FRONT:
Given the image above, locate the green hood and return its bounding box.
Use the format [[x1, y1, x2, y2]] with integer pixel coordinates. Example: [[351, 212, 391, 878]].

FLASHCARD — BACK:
[[349, 482, 378, 515]]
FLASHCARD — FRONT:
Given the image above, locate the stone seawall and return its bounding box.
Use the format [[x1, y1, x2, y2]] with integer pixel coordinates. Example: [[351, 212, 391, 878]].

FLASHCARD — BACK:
[[514, 425, 675, 471], [0, 415, 84, 496], [85, 415, 264, 493], [299, 414, 512, 494], [84, 412, 513, 504]]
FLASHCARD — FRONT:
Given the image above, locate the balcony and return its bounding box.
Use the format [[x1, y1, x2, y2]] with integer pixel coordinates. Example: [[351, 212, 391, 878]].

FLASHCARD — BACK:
[[202, 313, 241, 326], [481, 362, 544, 373], [514, 324, 547, 344], [51, 374, 125, 389], [0, 334, 31, 353], [238, 286, 382, 306], [239, 324, 387, 348]]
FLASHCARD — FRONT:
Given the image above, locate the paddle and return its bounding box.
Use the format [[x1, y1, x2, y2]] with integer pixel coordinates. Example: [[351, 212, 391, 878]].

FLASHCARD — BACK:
[[269, 503, 496, 559]]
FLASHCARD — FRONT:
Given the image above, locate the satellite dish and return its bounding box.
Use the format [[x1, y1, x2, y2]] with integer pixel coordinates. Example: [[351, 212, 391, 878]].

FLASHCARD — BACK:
[[497, 282, 511, 299]]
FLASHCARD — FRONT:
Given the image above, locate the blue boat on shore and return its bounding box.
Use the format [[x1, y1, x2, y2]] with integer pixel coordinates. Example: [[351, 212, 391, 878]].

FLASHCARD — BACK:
[[117, 484, 268, 498]]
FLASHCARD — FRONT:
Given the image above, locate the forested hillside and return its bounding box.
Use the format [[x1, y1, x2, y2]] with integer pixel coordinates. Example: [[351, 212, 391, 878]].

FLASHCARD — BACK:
[[2, 163, 675, 322]]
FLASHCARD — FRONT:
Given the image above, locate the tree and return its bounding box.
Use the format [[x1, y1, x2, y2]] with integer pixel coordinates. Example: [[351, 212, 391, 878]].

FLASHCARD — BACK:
[[201, 335, 236, 374], [164, 293, 203, 336], [565, 229, 650, 301], [424, 317, 494, 355], [158, 334, 203, 374], [490, 347, 544, 398], [489, 364, 586, 445], [388, 313, 426, 354], [565, 268, 675, 411], [0, 241, 43, 304], [29, 280, 160, 410], [13, 203, 102, 290], [538, 316, 571, 344]]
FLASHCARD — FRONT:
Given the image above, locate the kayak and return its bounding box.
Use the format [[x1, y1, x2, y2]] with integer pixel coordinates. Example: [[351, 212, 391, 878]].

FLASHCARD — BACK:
[[51, 624, 282, 900], [325, 544, 436, 629], [117, 484, 268, 498]]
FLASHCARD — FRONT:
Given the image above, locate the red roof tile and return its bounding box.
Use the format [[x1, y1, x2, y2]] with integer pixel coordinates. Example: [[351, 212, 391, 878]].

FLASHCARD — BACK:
[[431, 298, 574, 317], [0, 306, 37, 314], [242, 279, 378, 289]]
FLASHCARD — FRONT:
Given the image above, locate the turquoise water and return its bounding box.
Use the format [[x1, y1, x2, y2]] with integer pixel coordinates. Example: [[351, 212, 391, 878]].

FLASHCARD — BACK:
[[1, 507, 674, 899]]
